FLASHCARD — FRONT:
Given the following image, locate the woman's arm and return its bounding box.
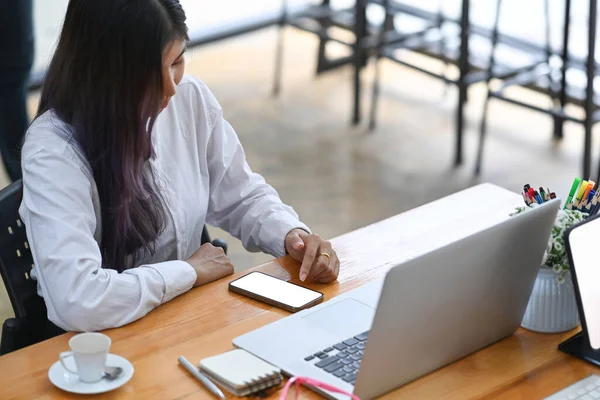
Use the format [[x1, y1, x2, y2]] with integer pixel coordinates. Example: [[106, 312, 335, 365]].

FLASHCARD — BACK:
[[186, 77, 339, 282], [204, 108, 309, 258], [20, 142, 196, 332]]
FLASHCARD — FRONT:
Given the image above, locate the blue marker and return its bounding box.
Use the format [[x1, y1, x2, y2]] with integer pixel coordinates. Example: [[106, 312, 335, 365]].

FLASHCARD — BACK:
[[534, 190, 543, 204], [584, 190, 596, 213], [588, 190, 596, 202]]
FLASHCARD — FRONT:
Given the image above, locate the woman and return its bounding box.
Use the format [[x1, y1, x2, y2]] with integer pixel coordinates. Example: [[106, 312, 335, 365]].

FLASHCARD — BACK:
[[20, 0, 339, 332]]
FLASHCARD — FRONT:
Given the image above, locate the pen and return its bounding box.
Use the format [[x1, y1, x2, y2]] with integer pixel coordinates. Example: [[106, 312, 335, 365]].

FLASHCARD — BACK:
[[178, 356, 225, 400], [539, 188, 547, 202], [528, 188, 536, 203], [522, 191, 530, 206]]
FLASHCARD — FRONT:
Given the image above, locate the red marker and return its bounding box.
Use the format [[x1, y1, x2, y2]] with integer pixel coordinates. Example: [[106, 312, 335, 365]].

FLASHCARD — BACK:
[[528, 188, 536, 203]]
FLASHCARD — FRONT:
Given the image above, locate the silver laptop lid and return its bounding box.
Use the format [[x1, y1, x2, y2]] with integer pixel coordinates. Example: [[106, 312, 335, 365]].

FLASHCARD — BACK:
[[355, 199, 559, 400]]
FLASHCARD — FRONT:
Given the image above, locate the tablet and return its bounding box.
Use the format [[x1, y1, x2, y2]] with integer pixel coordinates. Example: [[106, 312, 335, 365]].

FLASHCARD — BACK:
[[566, 214, 600, 349]]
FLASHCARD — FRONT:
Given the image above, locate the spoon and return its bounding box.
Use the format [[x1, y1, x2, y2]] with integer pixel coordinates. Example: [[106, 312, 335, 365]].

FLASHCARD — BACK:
[[103, 366, 123, 381]]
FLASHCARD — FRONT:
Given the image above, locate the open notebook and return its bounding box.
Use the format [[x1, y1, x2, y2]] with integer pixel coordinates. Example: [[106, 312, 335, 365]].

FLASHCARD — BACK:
[[199, 349, 283, 397]]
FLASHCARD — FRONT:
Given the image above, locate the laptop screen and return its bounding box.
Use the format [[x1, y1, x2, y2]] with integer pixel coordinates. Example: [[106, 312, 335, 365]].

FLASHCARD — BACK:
[[568, 218, 600, 349]]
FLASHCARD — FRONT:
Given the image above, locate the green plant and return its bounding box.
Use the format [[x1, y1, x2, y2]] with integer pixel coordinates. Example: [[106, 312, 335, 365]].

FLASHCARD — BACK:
[[511, 206, 587, 283]]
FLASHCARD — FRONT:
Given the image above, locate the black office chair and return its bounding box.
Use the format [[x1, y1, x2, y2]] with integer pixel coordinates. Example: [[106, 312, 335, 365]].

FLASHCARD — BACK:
[[0, 180, 227, 355], [0, 181, 63, 355]]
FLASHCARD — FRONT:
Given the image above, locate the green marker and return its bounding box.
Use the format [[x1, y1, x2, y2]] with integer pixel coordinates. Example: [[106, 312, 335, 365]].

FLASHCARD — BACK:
[[565, 177, 582, 209]]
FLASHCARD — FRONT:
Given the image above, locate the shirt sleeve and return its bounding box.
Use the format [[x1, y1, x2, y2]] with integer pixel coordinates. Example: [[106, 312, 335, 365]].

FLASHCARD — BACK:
[[204, 107, 310, 257], [20, 141, 196, 332]]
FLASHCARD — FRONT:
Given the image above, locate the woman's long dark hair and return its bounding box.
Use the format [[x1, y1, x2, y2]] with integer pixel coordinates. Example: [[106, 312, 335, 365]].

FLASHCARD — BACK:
[[36, 0, 189, 271]]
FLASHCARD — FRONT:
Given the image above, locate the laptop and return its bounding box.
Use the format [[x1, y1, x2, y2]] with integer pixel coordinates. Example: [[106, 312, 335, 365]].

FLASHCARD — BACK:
[[234, 195, 559, 400]]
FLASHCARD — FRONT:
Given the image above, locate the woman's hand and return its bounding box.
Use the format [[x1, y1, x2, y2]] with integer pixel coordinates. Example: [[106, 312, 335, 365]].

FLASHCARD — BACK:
[[285, 229, 340, 283], [186, 243, 234, 287]]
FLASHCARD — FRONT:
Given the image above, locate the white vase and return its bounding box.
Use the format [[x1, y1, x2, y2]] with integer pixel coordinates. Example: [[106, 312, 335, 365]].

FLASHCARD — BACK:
[[521, 268, 580, 333]]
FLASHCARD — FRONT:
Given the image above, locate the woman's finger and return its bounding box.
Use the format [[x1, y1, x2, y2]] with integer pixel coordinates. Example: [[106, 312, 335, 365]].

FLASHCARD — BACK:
[[299, 235, 320, 281], [313, 246, 338, 282]]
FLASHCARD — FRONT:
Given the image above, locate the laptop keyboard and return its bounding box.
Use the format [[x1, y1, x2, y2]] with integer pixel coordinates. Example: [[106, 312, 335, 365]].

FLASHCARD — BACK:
[[303, 331, 370, 385], [544, 374, 600, 399]]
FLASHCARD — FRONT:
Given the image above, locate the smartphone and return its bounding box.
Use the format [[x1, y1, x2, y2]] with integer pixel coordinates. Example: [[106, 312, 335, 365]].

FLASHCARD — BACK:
[[228, 271, 324, 312]]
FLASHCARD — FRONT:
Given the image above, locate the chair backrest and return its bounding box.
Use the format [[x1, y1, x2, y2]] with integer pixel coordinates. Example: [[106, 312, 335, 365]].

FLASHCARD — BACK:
[[0, 180, 45, 319], [201, 225, 211, 246]]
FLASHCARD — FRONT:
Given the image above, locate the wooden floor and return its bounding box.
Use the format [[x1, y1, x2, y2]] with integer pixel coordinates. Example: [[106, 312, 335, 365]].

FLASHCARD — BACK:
[[0, 27, 597, 332]]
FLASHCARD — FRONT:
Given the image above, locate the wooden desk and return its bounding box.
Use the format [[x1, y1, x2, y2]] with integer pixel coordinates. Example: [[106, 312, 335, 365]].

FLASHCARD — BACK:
[[0, 185, 597, 399]]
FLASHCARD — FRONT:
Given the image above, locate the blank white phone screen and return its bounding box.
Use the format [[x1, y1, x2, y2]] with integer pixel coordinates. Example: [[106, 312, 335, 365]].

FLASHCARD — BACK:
[[231, 272, 321, 308], [569, 219, 600, 349]]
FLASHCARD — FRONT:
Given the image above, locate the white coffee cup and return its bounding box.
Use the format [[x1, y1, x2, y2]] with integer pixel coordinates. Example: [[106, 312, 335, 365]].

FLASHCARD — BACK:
[[59, 332, 111, 383]]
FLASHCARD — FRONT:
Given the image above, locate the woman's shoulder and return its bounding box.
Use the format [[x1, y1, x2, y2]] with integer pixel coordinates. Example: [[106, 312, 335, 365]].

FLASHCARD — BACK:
[[176, 75, 215, 100], [22, 111, 88, 170], [172, 75, 221, 126]]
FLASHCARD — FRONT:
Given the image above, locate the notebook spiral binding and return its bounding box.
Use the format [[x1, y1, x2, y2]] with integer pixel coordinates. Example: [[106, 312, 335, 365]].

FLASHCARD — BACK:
[[245, 372, 283, 394]]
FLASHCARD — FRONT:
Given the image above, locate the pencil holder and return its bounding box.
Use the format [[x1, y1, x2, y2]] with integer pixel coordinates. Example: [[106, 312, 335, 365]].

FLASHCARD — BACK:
[[521, 269, 579, 333], [513, 207, 584, 333]]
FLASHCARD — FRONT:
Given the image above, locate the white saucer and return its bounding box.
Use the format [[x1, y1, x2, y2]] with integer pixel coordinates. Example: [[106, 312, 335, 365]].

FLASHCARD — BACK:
[[48, 353, 134, 395]]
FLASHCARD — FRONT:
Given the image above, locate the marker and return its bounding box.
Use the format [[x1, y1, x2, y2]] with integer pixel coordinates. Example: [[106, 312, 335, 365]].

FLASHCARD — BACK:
[[539, 187, 547, 202], [590, 191, 600, 215], [582, 181, 595, 204], [574, 179, 589, 207], [550, 192, 557, 199], [590, 200, 600, 216], [585, 191, 596, 213], [565, 177, 582, 209], [534, 190, 543, 204], [592, 190, 600, 206], [578, 190, 596, 210], [580, 189, 594, 208]]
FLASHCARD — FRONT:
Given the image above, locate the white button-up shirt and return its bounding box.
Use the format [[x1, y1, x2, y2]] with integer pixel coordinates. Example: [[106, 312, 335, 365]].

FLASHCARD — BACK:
[[19, 76, 308, 332]]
